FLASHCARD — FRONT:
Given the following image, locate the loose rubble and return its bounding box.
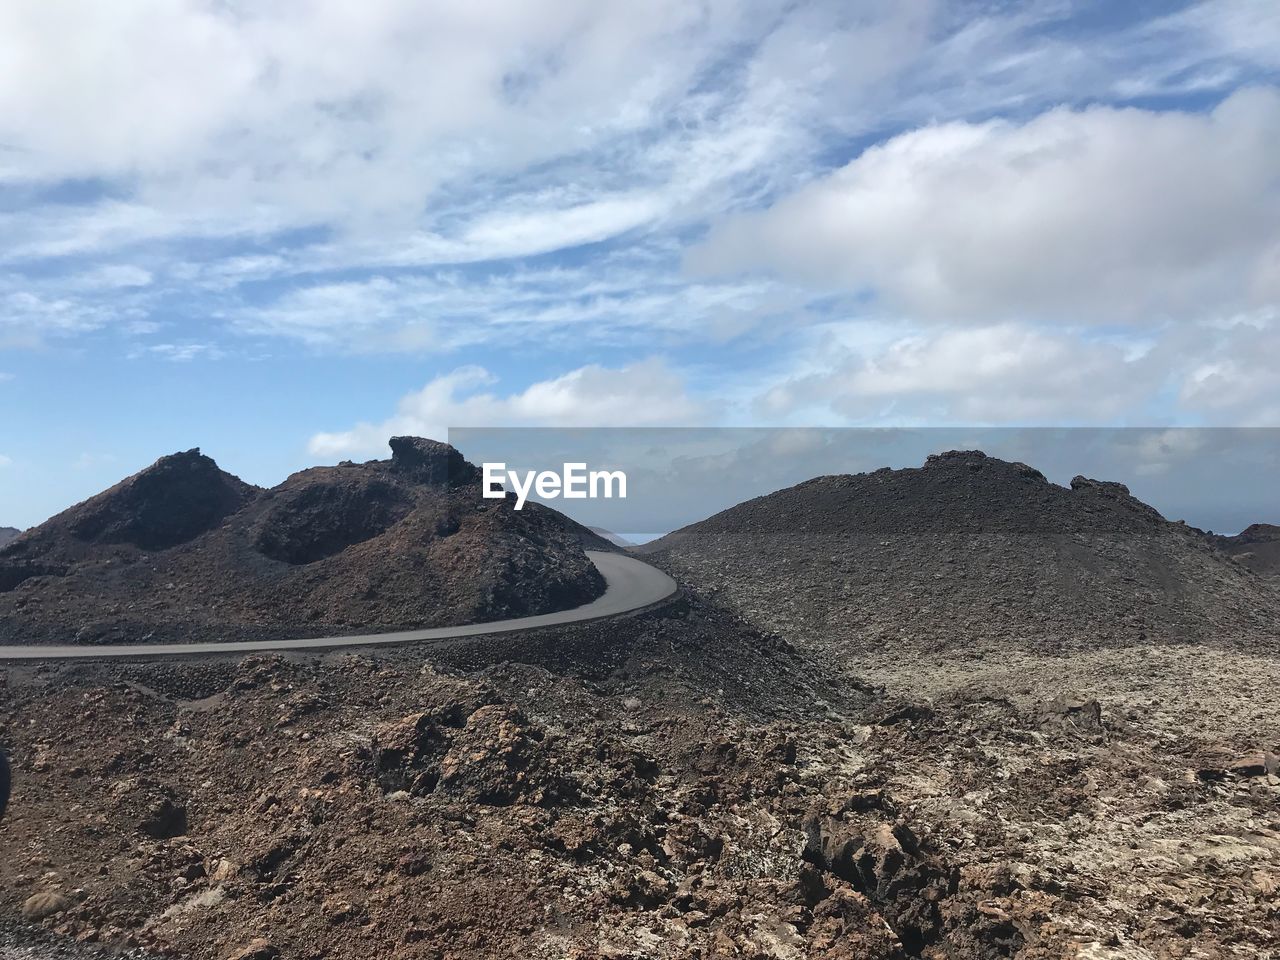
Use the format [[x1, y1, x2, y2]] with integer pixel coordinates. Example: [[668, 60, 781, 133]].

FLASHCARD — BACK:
[[2, 451, 1277, 957]]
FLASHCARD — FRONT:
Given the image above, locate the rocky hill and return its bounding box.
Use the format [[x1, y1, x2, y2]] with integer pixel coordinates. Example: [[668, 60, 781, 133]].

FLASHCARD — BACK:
[[644, 450, 1280, 655], [0, 527, 19, 548], [2, 448, 1278, 960], [1207, 523, 1280, 577], [0, 438, 608, 645]]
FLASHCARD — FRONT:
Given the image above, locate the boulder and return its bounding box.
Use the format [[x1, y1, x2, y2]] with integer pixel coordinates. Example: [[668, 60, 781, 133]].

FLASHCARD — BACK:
[[388, 436, 480, 486], [21, 890, 72, 920]]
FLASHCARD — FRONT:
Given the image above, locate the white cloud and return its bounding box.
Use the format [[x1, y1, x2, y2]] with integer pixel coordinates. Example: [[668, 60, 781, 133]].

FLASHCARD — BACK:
[[133, 343, 226, 362], [691, 87, 1280, 326], [71, 264, 155, 291], [1177, 315, 1280, 424], [309, 358, 706, 458], [0, 454, 11, 468], [1, 0, 1276, 444], [1129, 428, 1210, 476], [0, 291, 113, 345], [754, 323, 1159, 424], [0, 1, 807, 226], [11, 0, 1263, 279], [752, 309, 1280, 428], [0, 271, 152, 346], [233, 262, 793, 353]]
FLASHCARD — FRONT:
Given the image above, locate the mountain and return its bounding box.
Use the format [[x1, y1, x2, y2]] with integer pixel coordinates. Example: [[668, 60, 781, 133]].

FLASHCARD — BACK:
[[587, 526, 637, 548], [0, 528, 20, 548], [0, 438, 608, 645], [644, 449, 1280, 655], [1207, 523, 1280, 578]]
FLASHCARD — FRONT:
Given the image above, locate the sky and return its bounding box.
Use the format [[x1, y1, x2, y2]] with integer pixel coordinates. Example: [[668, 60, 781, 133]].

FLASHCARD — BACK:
[[1, 0, 1279, 529]]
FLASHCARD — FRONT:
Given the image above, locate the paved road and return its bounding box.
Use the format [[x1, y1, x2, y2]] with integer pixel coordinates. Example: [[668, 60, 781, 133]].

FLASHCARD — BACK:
[[0, 551, 677, 661]]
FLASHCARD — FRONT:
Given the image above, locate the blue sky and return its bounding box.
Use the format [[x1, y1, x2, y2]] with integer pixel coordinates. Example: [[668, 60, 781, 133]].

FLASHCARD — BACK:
[[1, 0, 1279, 528]]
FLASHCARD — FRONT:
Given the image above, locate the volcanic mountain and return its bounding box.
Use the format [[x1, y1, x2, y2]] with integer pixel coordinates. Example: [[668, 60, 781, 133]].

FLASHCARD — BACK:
[[0, 438, 609, 645], [1207, 523, 1280, 578], [0, 527, 20, 548], [644, 450, 1280, 655]]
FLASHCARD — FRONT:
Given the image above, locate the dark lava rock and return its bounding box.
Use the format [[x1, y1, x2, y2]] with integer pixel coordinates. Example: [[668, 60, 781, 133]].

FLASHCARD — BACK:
[[646, 450, 1280, 654], [388, 436, 480, 486], [68, 449, 258, 550], [254, 472, 415, 565], [1206, 522, 1280, 578], [139, 797, 188, 839], [0, 439, 605, 645]]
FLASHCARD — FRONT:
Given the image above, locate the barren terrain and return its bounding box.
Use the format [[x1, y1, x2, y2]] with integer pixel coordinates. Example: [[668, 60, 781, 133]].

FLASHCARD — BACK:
[[0, 440, 607, 647], [2, 450, 1277, 958]]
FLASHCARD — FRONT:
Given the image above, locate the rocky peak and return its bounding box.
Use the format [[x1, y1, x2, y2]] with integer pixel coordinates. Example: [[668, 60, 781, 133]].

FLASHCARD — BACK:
[[1069, 475, 1131, 497], [68, 448, 258, 550], [924, 449, 989, 468], [1233, 523, 1280, 544], [1069, 474, 1165, 522], [388, 437, 480, 486], [923, 450, 1047, 483]]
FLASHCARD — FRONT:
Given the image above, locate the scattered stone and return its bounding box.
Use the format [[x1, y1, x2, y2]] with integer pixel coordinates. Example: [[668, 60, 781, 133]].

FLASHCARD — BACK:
[[21, 890, 72, 920], [139, 797, 188, 839], [225, 938, 278, 960]]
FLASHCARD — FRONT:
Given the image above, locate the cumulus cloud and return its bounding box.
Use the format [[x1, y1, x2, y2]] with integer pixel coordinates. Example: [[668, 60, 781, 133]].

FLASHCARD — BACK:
[[754, 323, 1161, 424], [3, 0, 1278, 445], [1177, 315, 1280, 424], [755, 311, 1280, 428], [691, 88, 1280, 326], [0, 0, 832, 239], [308, 358, 707, 458]]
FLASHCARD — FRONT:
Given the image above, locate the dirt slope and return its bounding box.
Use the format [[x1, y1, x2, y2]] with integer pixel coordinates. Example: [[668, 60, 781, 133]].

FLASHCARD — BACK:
[[0, 438, 606, 645], [644, 449, 1280, 655]]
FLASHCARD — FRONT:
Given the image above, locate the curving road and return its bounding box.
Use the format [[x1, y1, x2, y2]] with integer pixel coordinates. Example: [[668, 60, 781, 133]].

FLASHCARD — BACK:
[[0, 551, 677, 661]]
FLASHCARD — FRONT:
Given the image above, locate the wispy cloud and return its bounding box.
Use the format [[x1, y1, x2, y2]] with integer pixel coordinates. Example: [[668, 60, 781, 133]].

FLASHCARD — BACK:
[[130, 342, 226, 362], [231, 257, 801, 353]]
